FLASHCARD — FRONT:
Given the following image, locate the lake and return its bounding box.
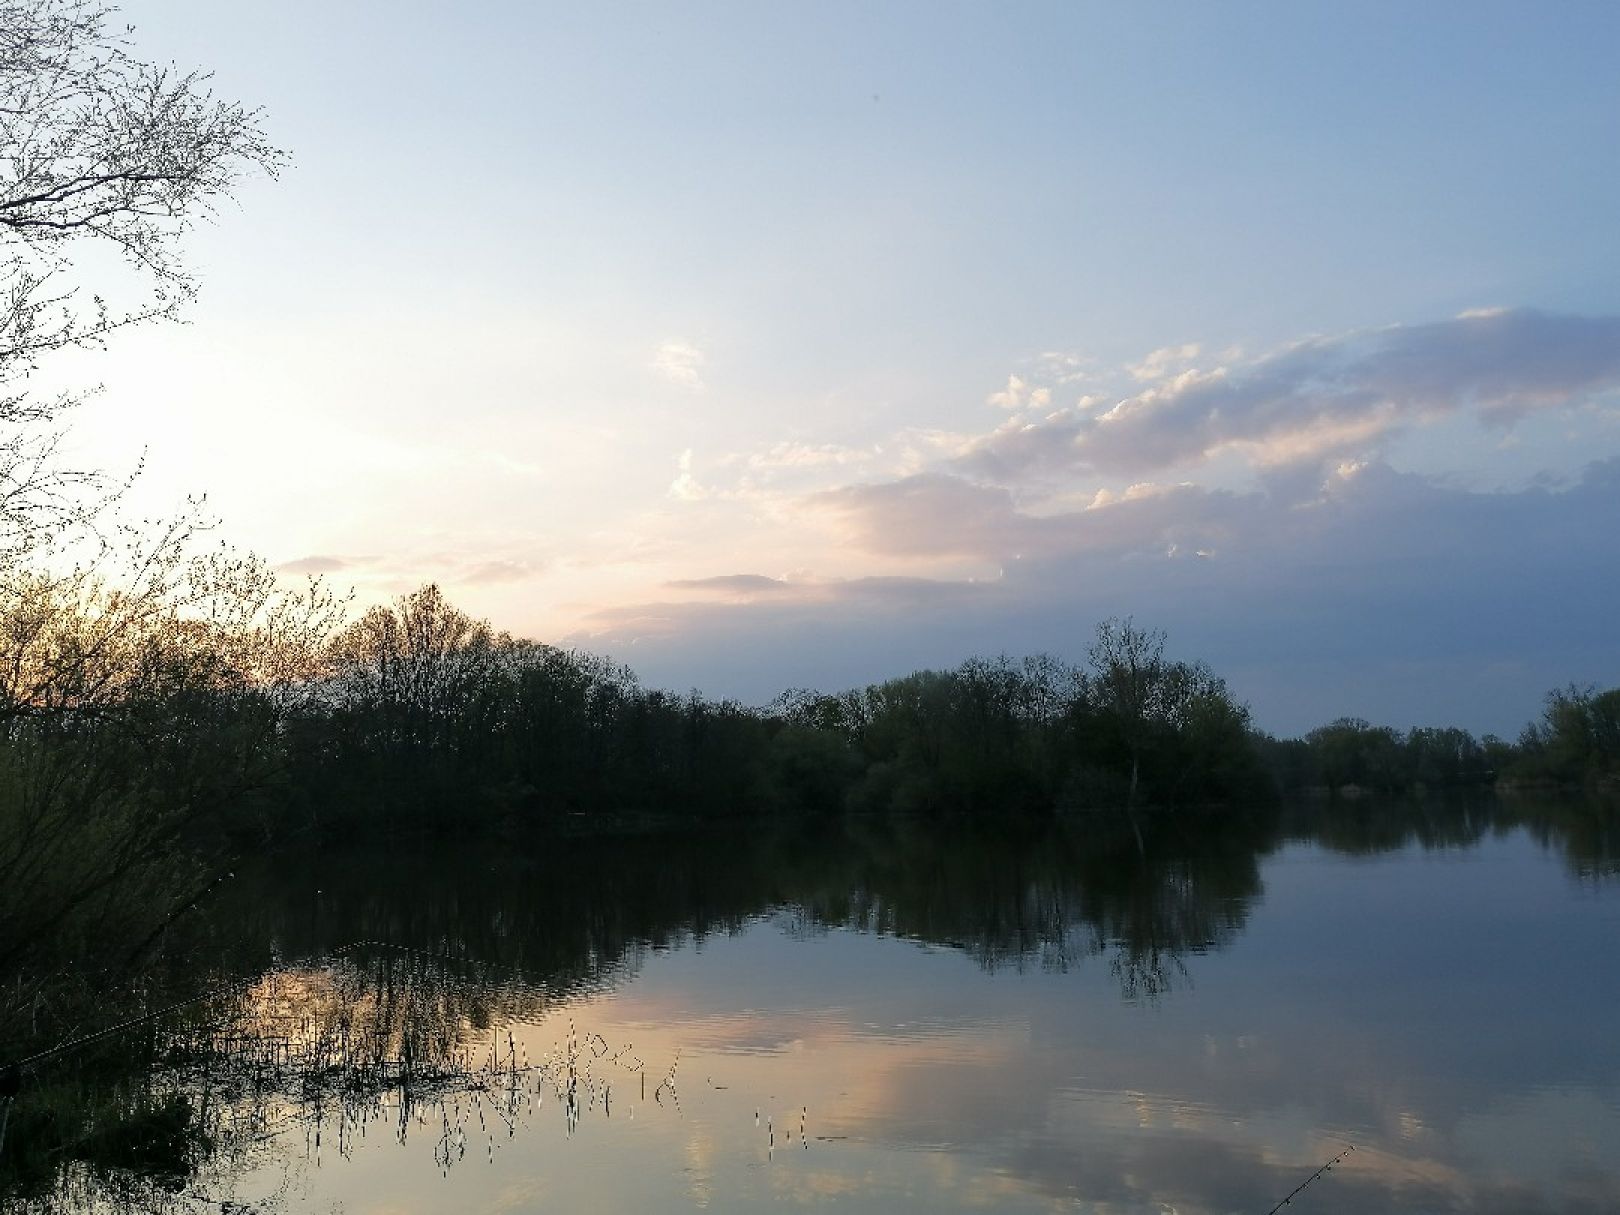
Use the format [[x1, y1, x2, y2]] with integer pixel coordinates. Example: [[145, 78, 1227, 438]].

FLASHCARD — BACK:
[[16, 799, 1620, 1214]]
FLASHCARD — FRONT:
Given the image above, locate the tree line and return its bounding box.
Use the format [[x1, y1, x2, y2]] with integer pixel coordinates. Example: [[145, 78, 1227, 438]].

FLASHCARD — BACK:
[[2, 0, 1616, 1112], [5, 570, 1615, 996], [1255, 688, 1620, 797]]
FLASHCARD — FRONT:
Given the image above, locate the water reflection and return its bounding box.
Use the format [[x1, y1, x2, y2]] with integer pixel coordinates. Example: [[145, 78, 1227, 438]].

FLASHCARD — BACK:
[[8, 797, 1619, 1213], [229, 812, 1275, 995]]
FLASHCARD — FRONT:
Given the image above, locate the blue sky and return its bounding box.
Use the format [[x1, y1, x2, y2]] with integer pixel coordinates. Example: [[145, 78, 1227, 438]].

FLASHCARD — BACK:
[[63, 1, 1620, 735]]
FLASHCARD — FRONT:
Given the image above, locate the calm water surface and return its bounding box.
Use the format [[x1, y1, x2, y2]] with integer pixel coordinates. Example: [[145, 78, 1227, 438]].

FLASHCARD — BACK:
[[30, 803, 1620, 1213]]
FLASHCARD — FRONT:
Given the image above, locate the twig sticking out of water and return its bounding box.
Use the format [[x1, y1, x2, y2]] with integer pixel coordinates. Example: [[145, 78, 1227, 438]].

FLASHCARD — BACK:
[[654, 1050, 681, 1110], [1264, 1144, 1355, 1215]]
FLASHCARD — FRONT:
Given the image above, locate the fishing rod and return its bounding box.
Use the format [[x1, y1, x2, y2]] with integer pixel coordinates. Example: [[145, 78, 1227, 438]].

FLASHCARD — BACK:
[[1264, 1143, 1355, 1214]]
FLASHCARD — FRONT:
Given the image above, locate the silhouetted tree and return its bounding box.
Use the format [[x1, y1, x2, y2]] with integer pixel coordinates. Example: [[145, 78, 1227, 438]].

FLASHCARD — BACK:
[[0, 0, 293, 1047], [1085, 617, 1166, 809], [1513, 684, 1620, 789], [1, 0, 282, 554], [0, 529, 340, 1017]]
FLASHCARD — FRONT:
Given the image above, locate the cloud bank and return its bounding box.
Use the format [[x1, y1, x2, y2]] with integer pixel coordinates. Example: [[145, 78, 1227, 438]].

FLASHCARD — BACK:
[[581, 309, 1620, 735], [955, 309, 1620, 482]]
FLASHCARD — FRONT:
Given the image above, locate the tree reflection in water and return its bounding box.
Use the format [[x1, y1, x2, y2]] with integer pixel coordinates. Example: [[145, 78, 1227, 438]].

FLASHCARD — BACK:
[[14, 948, 679, 1213], [203, 949, 676, 1169], [5, 795, 1615, 1212]]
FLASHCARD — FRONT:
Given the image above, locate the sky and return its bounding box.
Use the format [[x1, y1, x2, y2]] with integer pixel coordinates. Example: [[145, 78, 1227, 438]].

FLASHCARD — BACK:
[[52, 1, 1620, 736]]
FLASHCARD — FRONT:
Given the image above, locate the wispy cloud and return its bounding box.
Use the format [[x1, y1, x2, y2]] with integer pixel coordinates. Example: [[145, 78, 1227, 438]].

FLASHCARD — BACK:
[[582, 572, 984, 641], [667, 574, 792, 595], [277, 554, 360, 575], [652, 340, 706, 390], [744, 440, 874, 470], [658, 571, 978, 604], [669, 448, 708, 500], [459, 558, 545, 585], [1127, 342, 1201, 382], [278, 547, 549, 599], [812, 472, 1241, 564], [1035, 351, 1097, 384]]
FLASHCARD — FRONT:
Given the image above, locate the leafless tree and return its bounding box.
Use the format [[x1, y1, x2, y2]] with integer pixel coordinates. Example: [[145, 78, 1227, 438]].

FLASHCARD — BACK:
[[0, 2, 303, 1049], [1, 0, 283, 554]]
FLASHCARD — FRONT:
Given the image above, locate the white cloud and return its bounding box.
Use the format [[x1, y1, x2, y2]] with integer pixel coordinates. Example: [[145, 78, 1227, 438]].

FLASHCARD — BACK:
[[985, 374, 1051, 411], [958, 309, 1620, 482], [277, 554, 358, 575], [667, 574, 792, 596], [668, 448, 708, 500], [562, 309, 1620, 734], [1036, 351, 1097, 384], [986, 374, 1026, 410], [1128, 342, 1201, 382], [746, 440, 873, 470], [458, 558, 545, 586], [652, 341, 706, 390]]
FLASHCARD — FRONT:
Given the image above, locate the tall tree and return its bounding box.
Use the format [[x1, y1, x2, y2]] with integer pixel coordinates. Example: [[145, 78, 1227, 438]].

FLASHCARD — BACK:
[[1086, 616, 1166, 811], [1, 0, 282, 555], [0, 0, 293, 1047]]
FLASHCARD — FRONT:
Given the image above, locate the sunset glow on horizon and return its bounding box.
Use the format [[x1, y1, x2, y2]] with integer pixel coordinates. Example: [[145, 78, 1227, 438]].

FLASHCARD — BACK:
[[59, 0, 1620, 735]]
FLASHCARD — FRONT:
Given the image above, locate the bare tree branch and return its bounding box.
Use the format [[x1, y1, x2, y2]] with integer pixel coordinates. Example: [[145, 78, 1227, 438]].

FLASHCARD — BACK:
[[0, 0, 285, 550]]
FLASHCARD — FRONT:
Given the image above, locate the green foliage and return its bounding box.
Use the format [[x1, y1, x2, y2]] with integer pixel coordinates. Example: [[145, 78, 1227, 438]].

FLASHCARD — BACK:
[[781, 631, 1265, 818], [760, 724, 860, 815], [1265, 687, 1618, 798], [1072, 619, 1267, 809], [1509, 684, 1620, 790], [1303, 718, 1405, 791]]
